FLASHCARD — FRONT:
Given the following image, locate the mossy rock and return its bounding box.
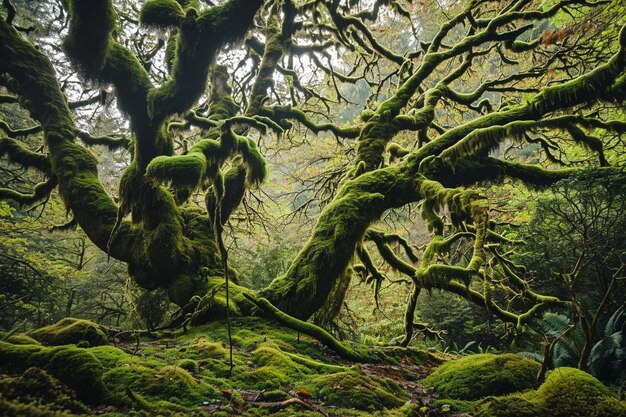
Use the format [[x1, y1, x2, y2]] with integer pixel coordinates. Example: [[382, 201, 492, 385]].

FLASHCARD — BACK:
[[86, 345, 136, 369], [102, 364, 218, 407], [233, 342, 345, 390], [299, 369, 408, 411], [0, 367, 90, 416], [4, 333, 41, 345], [421, 353, 540, 400], [186, 340, 227, 359], [478, 367, 626, 417], [0, 341, 107, 404], [29, 318, 108, 347]]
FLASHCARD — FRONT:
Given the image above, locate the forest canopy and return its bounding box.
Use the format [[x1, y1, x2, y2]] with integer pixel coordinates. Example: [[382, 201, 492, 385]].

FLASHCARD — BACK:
[[0, 0, 625, 414]]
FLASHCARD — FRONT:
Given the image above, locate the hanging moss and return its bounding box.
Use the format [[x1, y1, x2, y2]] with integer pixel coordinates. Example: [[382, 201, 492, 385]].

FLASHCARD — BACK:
[[236, 135, 267, 185], [165, 31, 178, 73], [140, 0, 185, 28], [147, 0, 264, 121], [0, 137, 51, 173], [28, 318, 108, 347], [421, 354, 541, 401], [216, 163, 246, 224], [63, 0, 115, 76]]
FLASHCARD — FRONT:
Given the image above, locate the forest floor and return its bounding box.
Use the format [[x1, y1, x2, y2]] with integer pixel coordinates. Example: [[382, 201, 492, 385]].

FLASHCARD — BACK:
[[1, 317, 624, 417]]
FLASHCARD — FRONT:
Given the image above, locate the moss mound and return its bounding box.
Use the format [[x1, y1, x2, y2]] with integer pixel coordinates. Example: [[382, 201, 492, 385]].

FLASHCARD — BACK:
[[300, 369, 408, 410], [4, 333, 41, 345], [479, 367, 626, 417], [0, 367, 90, 416], [29, 318, 108, 347], [102, 364, 218, 407], [0, 318, 433, 415], [422, 353, 540, 400], [0, 341, 107, 404]]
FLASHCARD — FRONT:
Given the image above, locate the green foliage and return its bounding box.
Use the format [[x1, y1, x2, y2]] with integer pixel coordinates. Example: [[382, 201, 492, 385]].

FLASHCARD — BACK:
[[589, 305, 626, 383], [535, 307, 626, 384], [422, 354, 541, 400]]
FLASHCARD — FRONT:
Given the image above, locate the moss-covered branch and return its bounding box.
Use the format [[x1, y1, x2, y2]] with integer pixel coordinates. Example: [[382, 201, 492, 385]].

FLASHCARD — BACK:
[[75, 130, 131, 150], [0, 17, 158, 287], [261, 165, 421, 319], [0, 135, 51, 172], [245, 295, 372, 362], [260, 105, 360, 138], [145, 0, 264, 122], [0, 119, 41, 137], [0, 177, 57, 205]]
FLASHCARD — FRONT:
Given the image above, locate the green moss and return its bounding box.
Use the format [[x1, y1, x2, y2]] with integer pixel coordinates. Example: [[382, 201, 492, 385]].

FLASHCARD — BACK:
[[0, 137, 50, 172], [102, 364, 218, 407], [86, 345, 136, 369], [260, 389, 290, 401], [534, 367, 611, 416], [0, 367, 90, 416], [176, 358, 199, 374], [186, 340, 227, 359], [422, 354, 540, 400], [233, 342, 327, 389], [432, 398, 479, 413], [478, 367, 624, 417], [29, 318, 108, 347], [5, 333, 41, 345], [140, 0, 185, 28], [261, 167, 412, 320], [300, 369, 408, 410], [64, 0, 115, 76], [145, 153, 206, 190], [0, 341, 107, 404], [592, 397, 626, 417]]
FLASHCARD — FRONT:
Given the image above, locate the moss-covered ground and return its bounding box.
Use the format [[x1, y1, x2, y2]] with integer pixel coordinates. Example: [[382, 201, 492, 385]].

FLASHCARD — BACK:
[[1, 318, 624, 417]]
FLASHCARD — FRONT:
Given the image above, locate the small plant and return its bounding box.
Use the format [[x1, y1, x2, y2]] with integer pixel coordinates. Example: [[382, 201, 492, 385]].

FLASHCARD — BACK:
[[532, 306, 626, 384]]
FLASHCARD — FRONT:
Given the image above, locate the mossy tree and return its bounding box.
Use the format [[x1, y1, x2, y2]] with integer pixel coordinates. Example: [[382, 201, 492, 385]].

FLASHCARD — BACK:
[[0, 0, 625, 350]]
